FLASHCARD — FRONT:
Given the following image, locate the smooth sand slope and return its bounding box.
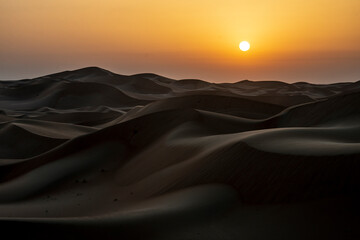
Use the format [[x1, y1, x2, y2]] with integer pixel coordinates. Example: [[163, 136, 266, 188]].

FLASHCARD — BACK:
[[0, 67, 359, 239]]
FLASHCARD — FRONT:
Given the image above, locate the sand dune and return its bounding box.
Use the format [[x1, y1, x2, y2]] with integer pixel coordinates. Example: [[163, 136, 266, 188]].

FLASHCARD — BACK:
[[0, 67, 359, 239], [125, 94, 285, 119]]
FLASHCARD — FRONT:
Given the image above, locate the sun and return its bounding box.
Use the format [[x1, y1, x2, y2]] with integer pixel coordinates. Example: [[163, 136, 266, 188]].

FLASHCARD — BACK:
[[239, 41, 250, 51]]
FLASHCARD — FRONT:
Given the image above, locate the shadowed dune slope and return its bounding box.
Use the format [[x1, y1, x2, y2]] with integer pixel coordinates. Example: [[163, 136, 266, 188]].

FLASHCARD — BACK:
[[126, 94, 285, 119], [267, 91, 360, 127]]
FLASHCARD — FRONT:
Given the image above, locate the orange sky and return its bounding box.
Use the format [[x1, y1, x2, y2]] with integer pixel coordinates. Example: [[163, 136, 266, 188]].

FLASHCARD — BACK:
[[1, 0, 359, 83]]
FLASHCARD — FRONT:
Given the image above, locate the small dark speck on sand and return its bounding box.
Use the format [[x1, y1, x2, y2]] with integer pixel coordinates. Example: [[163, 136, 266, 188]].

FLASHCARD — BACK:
[[113, 198, 118, 202]]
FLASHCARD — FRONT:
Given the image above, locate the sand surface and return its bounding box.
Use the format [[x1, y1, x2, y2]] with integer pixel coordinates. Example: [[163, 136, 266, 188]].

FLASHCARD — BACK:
[[0, 67, 359, 239]]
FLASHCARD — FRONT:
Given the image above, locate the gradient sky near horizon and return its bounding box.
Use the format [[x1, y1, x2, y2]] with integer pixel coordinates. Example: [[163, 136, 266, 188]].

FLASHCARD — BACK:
[[1, 0, 360, 83]]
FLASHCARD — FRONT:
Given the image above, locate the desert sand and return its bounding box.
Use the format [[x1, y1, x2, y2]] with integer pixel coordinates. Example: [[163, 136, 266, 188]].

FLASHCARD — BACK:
[[0, 67, 359, 239]]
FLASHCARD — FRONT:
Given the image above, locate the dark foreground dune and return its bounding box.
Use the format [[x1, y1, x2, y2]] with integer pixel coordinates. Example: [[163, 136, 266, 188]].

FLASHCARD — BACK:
[[0, 67, 359, 239]]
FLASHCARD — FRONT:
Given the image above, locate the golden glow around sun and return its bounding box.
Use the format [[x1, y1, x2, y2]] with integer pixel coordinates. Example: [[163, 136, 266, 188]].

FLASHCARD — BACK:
[[239, 41, 250, 51]]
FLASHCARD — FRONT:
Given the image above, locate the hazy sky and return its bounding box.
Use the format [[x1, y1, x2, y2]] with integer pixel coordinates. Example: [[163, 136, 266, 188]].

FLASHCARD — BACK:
[[1, 0, 360, 83]]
